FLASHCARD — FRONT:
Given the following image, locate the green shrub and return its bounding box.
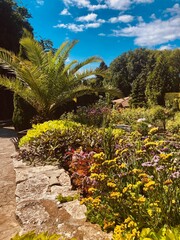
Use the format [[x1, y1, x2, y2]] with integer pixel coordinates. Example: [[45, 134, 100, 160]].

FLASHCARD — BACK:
[[57, 193, 79, 203], [13, 94, 36, 131], [11, 231, 62, 240], [113, 225, 180, 240], [18, 120, 124, 167], [167, 112, 180, 134], [18, 120, 102, 166], [82, 130, 180, 233], [60, 101, 111, 128]]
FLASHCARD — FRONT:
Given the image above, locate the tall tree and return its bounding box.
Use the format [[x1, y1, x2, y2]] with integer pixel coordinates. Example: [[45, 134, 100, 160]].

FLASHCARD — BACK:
[[0, 0, 33, 53], [0, 34, 118, 120], [0, 0, 33, 120], [145, 53, 171, 106], [109, 48, 151, 96]]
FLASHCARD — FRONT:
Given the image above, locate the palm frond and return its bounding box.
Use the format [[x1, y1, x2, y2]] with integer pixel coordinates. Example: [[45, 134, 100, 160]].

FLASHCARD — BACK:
[[70, 56, 102, 75], [0, 48, 20, 74], [0, 76, 42, 111], [20, 37, 44, 66]]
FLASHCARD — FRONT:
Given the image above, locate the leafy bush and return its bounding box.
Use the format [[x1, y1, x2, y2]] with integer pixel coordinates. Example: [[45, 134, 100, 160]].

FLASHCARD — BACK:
[[57, 193, 79, 203], [81, 129, 180, 235], [11, 231, 63, 240], [166, 111, 180, 134], [60, 100, 111, 128], [113, 225, 180, 240], [18, 120, 104, 166]]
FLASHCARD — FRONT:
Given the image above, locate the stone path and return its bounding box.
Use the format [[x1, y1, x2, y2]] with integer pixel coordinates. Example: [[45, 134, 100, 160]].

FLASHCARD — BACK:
[[0, 127, 20, 240]]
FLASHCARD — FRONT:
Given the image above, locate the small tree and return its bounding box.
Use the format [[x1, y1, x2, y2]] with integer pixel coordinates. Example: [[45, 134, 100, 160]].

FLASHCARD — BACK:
[[0, 33, 119, 122]]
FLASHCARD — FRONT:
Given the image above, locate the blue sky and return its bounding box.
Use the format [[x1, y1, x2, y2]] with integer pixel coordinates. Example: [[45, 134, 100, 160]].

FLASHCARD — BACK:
[[17, 0, 180, 66]]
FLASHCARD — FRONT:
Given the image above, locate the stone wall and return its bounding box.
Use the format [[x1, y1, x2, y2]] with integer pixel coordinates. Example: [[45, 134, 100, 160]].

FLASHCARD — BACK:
[[13, 158, 112, 240]]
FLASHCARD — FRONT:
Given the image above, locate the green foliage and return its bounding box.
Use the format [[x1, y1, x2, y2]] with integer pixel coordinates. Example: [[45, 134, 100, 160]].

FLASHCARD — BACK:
[[109, 48, 151, 96], [165, 92, 180, 111], [0, 34, 118, 121], [11, 231, 61, 240], [139, 225, 180, 240], [113, 225, 180, 240], [0, 0, 33, 53], [110, 106, 175, 133], [12, 94, 36, 131], [18, 120, 104, 166], [60, 98, 111, 128], [57, 193, 79, 203], [82, 130, 180, 234], [109, 48, 180, 107], [166, 112, 180, 134]]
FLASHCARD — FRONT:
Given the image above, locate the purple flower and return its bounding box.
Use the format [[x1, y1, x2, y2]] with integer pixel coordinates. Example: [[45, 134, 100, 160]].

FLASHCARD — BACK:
[[152, 155, 160, 163], [156, 165, 164, 171], [171, 171, 180, 179]]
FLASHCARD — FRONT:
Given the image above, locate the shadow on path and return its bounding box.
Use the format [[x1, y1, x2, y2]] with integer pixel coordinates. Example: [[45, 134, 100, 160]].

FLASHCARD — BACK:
[[0, 127, 17, 138]]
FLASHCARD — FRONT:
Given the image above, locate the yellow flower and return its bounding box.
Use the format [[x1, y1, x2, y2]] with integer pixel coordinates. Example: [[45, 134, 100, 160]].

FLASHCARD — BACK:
[[124, 217, 132, 223], [147, 208, 153, 216], [144, 180, 155, 188], [110, 192, 122, 199], [123, 187, 128, 193], [132, 168, 141, 174], [138, 173, 148, 178], [148, 127, 159, 135], [88, 187, 96, 193], [136, 150, 144, 154], [89, 163, 100, 172], [121, 148, 129, 154], [137, 196, 146, 203], [93, 152, 105, 160], [163, 179, 173, 185], [172, 199, 176, 204], [92, 197, 101, 205], [160, 153, 173, 160], [107, 182, 117, 188], [144, 142, 157, 147], [132, 181, 142, 189], [103, 220, 115, 230], [119, 163, 127, 168], [102, 159, 117, 166]]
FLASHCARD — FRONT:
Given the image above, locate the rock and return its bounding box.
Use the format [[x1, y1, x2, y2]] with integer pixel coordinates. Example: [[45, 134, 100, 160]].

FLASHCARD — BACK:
[[16, 174, 49, 201], [63, 200, 87, 221], [13, 160, 113, 239]]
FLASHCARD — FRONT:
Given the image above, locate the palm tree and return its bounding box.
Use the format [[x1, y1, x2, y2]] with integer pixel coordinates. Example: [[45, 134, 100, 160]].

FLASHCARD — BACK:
[[0, 33, 119, 121]]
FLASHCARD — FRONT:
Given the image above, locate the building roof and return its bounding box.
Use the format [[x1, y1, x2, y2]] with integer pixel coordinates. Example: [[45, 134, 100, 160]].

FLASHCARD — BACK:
[[112, 97, 130, 108]]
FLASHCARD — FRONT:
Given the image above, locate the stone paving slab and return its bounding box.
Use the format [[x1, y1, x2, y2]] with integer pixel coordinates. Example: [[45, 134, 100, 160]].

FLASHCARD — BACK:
[[0, 127, 20, 240]]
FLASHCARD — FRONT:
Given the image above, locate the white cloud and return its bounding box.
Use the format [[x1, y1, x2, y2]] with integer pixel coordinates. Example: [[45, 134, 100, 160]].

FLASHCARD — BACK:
[[109, 15, 134, 23], [54, 21, 102, 32], [63, 0, 89, 8], [60, 8, 71, 15], [36, 0, 44, 6], [150, 13, 156, 19], [105, 0, 131, 10], [159, 44, 173, 50], [54, 23, 84, 32], [166, 3, 180, 15], [98, 33, 106, 36], [63, 0, 107, 11], [86, 22, 101, 28], [137, 16, 144, 22], [63, 0, 154, 11], [88, 4, 107, 11], [134, 0, 154, 3], [112, 14, 180, 47], [76, 13, 97, 22]]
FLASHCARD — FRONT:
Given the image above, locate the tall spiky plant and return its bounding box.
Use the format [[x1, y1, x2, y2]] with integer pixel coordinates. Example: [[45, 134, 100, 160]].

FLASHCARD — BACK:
[[0, 32, 120, 121]]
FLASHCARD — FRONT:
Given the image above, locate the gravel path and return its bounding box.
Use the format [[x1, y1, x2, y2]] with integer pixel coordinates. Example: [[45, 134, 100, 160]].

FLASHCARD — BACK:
[[0, 127, 20, 240]]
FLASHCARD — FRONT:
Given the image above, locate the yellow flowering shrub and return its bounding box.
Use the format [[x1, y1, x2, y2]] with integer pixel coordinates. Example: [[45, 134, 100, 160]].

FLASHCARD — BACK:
[[82, 129, 180, 238]]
